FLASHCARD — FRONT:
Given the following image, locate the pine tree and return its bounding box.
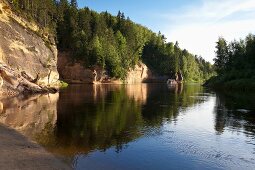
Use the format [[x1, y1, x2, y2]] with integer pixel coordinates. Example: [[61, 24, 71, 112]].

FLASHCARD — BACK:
[[70, 0, 78, 8]]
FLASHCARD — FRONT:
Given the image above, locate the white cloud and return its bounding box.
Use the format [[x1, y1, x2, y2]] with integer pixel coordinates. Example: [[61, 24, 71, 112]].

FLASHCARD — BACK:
[[160, 0, 255, 63]]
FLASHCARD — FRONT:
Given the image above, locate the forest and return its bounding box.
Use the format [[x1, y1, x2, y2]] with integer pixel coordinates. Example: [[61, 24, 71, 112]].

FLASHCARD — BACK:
[[206, 34, 255, 90], [9, 0, 214, 81]]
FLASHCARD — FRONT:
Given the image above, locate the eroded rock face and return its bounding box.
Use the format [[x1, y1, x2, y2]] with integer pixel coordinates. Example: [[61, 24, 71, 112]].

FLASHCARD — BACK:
[[0, 1, 59, 93], [58, 52, 154, 84], [58, 53, 97, 84], [126, 63, 152, 84], [0, 62, 59, 96]]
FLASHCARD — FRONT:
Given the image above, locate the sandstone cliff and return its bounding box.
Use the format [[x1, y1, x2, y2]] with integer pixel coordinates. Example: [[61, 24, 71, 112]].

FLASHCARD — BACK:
[[58, 52, 157, 84], [0, 1, 59, 95]]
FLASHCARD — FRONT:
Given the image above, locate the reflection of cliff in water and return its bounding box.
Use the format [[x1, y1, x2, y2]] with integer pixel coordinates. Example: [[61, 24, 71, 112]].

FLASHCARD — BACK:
[[0, 94, 58, 142], [54, 84, 145, 156], [0, 84, 208, 158], [214, 91, 255, 135], [53, 84, 206, 156]]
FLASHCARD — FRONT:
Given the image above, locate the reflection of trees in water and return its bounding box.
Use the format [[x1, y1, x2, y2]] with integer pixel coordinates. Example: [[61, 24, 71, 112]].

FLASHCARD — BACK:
[[0, 84, 209, 158], [54, 85, 143, 156], [167, 83, 183, 94], [214, 91, 255, 135], [49, 84, 206, 157], [142, 84, 205, 127]]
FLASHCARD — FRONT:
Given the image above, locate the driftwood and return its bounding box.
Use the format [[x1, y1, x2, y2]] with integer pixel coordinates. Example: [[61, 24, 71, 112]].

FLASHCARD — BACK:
[[0, 69, 14, 86], [21, 71, 40, 84], [0, 63, 58, 96]]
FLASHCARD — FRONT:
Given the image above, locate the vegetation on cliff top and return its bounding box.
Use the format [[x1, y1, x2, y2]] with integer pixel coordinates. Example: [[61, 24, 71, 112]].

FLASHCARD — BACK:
[[205, 34, 255, 90], [9, 0, 214, 81]]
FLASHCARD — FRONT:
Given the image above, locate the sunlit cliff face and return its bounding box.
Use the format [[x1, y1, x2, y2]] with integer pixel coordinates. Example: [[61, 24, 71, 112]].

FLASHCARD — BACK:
[[0, 1, 59, 88]]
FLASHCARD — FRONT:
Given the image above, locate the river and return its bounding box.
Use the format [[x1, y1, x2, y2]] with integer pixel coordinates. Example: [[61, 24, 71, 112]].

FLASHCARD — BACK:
[[0, 84, 254, 170]]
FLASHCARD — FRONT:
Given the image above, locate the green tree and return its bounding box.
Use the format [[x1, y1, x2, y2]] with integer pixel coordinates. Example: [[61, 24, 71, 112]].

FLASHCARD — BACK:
[[91, 35, 104, 67], [214, 37, 229, 75]]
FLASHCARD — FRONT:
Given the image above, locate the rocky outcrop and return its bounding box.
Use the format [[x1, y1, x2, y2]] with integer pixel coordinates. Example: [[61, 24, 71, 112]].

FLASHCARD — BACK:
[[0, 1, 60, 95], [58, 52, 157, 84], [57, 52, 99, 84], [125, 62, 152, 84], [0, 63, 58, 97]]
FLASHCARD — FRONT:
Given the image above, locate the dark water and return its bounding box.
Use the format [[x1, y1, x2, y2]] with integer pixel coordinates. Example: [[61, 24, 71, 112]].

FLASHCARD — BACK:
[[1, 84, 255, 170]]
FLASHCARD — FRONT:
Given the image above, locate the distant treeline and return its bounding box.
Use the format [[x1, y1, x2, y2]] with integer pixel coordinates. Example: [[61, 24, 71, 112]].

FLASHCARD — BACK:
[[9, 0, 214, 81], [206, 34, 255, 90]]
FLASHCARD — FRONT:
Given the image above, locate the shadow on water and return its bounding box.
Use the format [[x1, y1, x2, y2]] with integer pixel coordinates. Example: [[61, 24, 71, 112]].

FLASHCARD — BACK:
[[214, 90, 255, 136], [0, 84, 255, 169]]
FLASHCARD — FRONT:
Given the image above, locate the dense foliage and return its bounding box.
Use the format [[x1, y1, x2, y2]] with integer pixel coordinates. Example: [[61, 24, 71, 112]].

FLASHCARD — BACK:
[[142, 39, 214, 82], [9, 0, 213, 81], [206, 34, 255, 90]]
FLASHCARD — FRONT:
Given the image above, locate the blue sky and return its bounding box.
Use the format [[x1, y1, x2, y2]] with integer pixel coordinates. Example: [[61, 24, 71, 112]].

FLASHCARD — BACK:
[[77, 0, 255, 62]]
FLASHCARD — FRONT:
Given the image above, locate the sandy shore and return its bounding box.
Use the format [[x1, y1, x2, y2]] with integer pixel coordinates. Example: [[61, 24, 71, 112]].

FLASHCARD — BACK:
[[0, 124, 70, 170]]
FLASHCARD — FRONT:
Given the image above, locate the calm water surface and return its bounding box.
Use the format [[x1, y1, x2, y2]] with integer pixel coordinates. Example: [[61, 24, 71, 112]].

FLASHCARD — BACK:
[[0, 84, 255, 170]]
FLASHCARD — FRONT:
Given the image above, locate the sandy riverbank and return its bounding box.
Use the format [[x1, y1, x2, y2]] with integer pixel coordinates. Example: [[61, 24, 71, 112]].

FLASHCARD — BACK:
[[0, 124, 70, 170]]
